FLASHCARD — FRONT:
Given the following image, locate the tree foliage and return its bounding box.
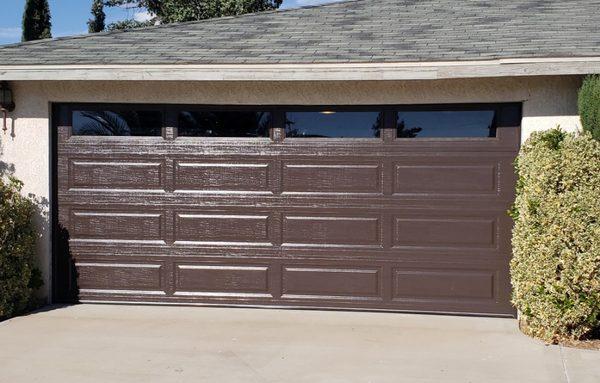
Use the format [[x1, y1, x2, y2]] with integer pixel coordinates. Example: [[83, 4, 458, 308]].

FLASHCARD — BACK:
[[105, 0, 283, 29], [88, 0, 106, 33], [0, 176, 42, 320], [22, 0, 52, 42], [107, 19, 154, 32], [510, 128, 600, 343], [578, 74, 600, 141]]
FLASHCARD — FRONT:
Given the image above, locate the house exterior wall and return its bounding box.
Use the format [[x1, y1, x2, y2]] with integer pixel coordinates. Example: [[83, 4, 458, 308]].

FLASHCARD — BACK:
[[0, 75, 583, 301]]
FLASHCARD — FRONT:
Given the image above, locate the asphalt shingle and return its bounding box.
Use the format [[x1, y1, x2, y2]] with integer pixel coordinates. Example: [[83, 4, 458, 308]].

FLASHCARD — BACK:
[[0, 0, 598, 65]]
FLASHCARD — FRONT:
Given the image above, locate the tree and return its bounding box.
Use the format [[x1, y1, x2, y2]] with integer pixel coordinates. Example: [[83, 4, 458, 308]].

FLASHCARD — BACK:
[[22, 0, 52, 42], [105, 0, 283, 29], [108, 19, 155, 31], [578, 74, 600, 141], [88, 0, 106, 33]]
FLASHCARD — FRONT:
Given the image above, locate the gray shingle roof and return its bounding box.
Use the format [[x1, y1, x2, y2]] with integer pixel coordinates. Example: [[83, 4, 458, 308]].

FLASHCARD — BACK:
[[0, 0, 598, 66]]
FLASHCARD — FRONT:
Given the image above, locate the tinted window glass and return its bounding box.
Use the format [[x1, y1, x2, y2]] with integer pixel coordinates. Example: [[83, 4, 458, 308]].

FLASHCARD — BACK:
[[397, 110, 496, 138], [72, 110, 162, 136], [178, 111, 271, 137], [496, 104, 522, 127], [285, 112, 382, 138]]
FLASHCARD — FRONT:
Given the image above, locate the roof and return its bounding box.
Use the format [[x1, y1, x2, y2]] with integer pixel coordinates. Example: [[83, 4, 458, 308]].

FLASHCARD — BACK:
[[0, 0, 599, 82], [0, 0, 599, 66]]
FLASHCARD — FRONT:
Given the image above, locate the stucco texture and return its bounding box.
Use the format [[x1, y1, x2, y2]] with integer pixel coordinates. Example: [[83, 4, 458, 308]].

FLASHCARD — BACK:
[[0, 75, 583, 301]]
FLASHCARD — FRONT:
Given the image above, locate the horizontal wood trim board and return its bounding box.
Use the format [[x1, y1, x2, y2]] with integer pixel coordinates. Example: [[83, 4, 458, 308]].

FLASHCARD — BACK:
[[2, 58, 600, 80]]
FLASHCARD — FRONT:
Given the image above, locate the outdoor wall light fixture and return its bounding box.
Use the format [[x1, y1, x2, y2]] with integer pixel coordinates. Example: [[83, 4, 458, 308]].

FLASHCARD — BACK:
[[0, 81, 15, 133]]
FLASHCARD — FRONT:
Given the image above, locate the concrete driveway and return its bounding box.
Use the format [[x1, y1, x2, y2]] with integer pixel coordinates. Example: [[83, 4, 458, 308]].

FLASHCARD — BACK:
[[0, 304, 598, 383]]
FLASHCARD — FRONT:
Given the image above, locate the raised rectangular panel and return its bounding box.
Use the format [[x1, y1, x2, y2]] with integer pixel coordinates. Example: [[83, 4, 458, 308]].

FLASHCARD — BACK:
[[70, 211, 164, 242], [394, 164, 497, 194], [282, 163, 381, 194], [174, 161, 271, 193], [394, 218, 496, 248], [76, 262, 164, 293], [175, 213, 271, 245], [174, 264, 270, 296], [69, 160, 164, 190], [282, 266, 381, 298], [282, 216, 380, 247], [393, 269, 495, 300]]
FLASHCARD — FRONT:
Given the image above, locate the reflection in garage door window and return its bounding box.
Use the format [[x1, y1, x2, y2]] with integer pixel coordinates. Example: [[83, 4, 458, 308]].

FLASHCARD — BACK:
[[285, 112, 382, 138], [397, 110, 496, 138], [178, 111, 271, 137], [72, 111, 163, 136]]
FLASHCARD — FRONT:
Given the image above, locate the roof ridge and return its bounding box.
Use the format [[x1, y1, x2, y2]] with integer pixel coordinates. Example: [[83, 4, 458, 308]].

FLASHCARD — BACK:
[[0, 0, 363, 49]]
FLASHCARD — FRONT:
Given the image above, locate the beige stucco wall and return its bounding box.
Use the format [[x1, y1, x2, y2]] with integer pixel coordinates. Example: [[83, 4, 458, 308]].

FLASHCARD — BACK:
[[0, 75, 583, 300]]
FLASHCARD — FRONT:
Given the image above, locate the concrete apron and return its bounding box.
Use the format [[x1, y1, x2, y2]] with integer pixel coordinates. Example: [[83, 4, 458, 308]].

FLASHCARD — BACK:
[[0, 304, 598, 383]]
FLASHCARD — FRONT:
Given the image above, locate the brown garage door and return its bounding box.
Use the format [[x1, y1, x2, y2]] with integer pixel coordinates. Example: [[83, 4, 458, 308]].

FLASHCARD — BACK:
[[53, 103, 521, 316]]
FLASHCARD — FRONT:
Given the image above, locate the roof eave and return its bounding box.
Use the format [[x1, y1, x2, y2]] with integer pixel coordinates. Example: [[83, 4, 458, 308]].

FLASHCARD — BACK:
[[1, 57, 599, 81]]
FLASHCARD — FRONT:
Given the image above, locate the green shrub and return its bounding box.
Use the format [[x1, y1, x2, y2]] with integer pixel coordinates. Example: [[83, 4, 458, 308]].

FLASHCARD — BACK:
[[578, 74, 600, 141], [510, 128, 600, 343], [0, 176, 42, 320]]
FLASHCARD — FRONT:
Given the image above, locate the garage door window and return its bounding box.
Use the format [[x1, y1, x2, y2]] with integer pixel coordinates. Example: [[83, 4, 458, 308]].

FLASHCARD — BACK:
[[397, 110, 497, 138], [178, 111, 271, 137], [395, 104, 521, 139], [285, 111, 382, 138], [61, 104, 521, 141], [72, 110, 163, 136]]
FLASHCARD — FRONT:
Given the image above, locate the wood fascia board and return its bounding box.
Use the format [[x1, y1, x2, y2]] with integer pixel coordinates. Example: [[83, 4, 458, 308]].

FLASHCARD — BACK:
[[1, 57, 599, 81]]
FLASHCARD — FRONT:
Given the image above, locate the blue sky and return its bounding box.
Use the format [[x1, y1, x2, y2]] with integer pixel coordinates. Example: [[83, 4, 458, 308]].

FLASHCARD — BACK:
[[0, 0, 337, 46]]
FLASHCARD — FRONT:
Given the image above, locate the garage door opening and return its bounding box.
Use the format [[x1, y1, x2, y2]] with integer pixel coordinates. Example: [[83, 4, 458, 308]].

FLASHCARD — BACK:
[[52, 103, 521, 316]]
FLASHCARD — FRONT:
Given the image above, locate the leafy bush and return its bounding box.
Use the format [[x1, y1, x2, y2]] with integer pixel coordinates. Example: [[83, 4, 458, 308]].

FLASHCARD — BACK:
[[510, 128, 600, 343], [0, 176, 42, 320], [578, 74, 600, 141]]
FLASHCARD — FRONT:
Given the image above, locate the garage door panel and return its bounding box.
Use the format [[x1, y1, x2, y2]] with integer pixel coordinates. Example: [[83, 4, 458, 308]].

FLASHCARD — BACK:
[[282, 266, 382, 299], [69, 210, 166, 244], [174, 264, 272, 297], [282, 162, 382, 194], [282, 215, 381, 248], [64, 205, 507, 257], [393, 217, 497, 249], [76, 261, 165, 295], [394, 164, 497, 195], [174, 213, 273, 246], [392, 268, 497, 301], [391, 156, 516, 200], [70, 254, 512, 314], [174, 160, 274, 193], [68, 158, 166, 191]]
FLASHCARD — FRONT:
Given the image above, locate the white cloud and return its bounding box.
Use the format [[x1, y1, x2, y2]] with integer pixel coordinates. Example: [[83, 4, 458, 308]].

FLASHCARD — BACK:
[[0, 27, 21, 39], [134, 10, 154, 22]]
